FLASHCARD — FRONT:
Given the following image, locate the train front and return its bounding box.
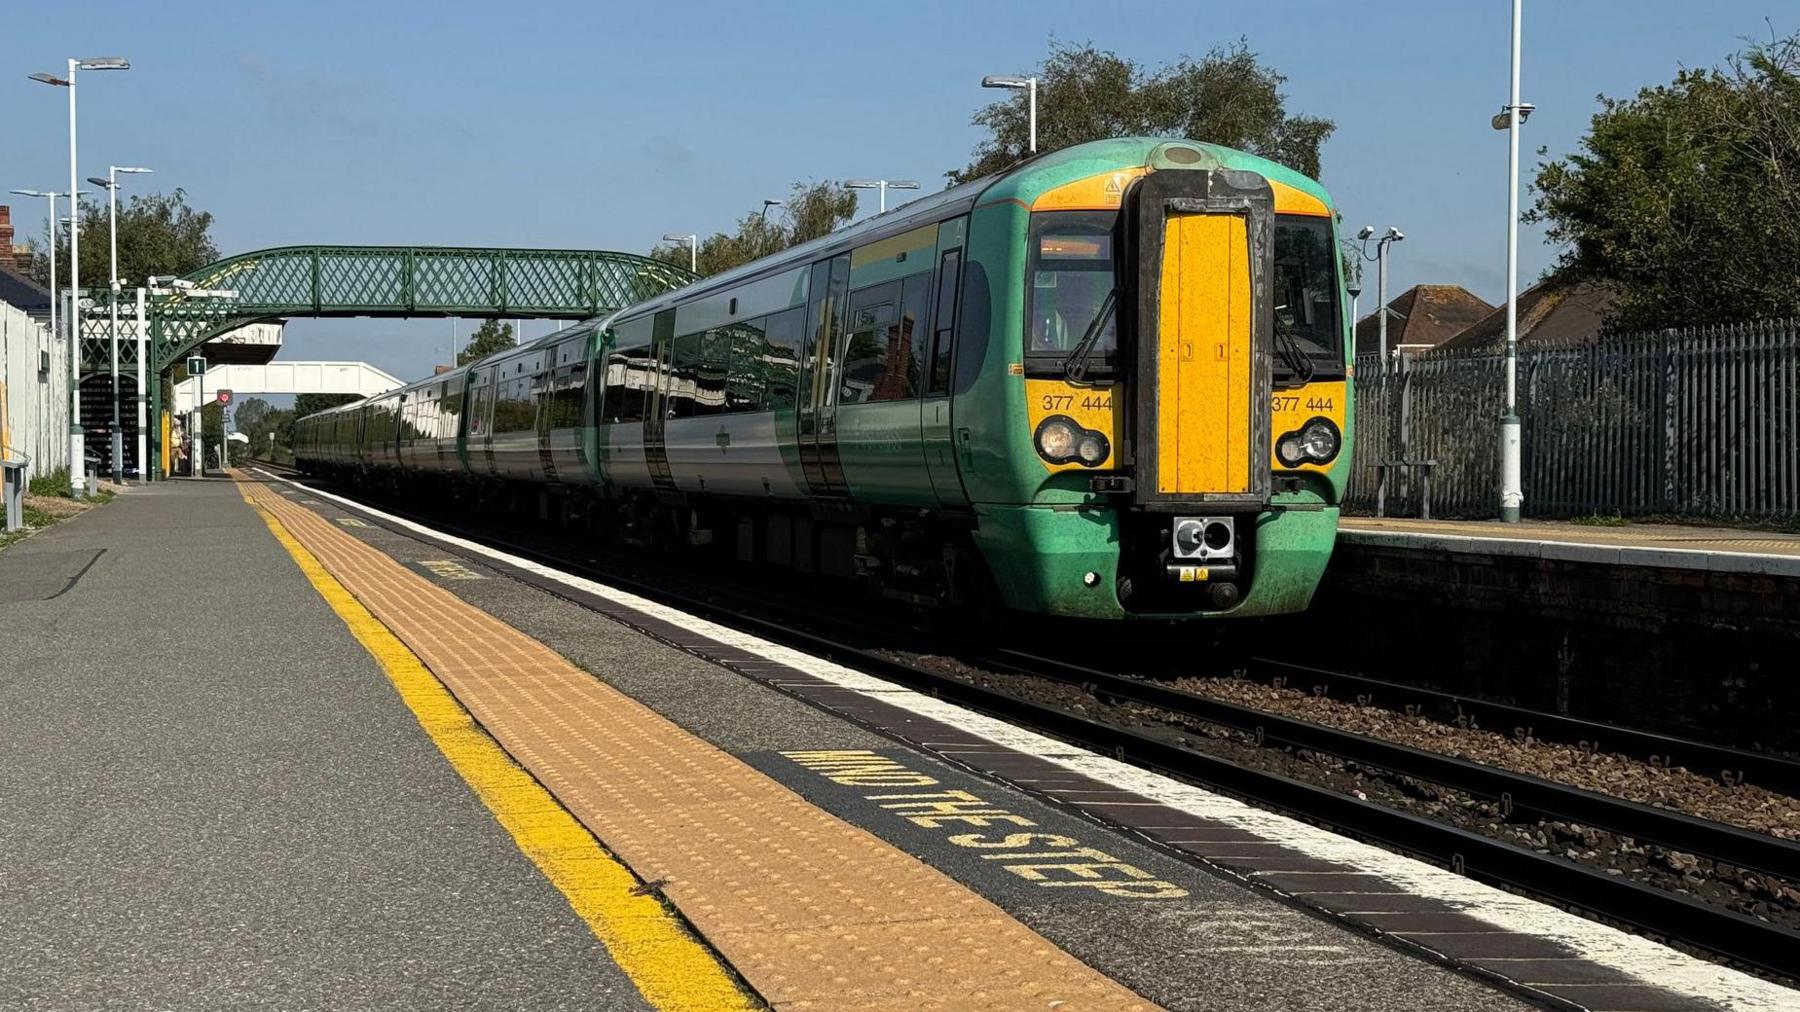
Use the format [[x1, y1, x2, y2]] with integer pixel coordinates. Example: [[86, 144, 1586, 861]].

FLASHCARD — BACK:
[[964, 138, 1350, 620]]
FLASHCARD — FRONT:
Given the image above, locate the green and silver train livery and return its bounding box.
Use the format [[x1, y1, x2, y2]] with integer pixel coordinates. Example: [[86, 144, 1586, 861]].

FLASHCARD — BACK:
[[294, 137, 1353, 621]]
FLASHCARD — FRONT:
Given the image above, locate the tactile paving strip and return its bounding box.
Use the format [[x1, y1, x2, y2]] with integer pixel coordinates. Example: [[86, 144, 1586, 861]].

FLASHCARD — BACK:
[[240, 480, 1154, 1012]]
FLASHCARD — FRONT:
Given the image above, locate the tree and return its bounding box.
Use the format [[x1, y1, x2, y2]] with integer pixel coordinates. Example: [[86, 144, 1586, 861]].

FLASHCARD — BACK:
[[22, 188, 219, 290], [293, 393, 361, 417], [951, 39, 1335, 183], [457, 319, 516, 365], [1529, 31, 1800, 329], [234, 396, 274, 434], [650, 180, 859, 277]]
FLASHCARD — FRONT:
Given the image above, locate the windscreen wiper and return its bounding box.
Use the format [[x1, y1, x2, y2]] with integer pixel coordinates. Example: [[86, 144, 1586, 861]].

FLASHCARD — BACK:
[[1062, 288, 1118, 386], [1272, 306, 1316, 387]]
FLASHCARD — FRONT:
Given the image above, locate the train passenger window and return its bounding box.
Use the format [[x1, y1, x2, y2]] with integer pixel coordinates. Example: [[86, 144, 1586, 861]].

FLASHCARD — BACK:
[[840, 281, 902, 404], [562, 362, 588, 429], [761, 308, 804, 410], [696, 329, 730, 416], [895, 272, 930, 399], [604, 349, 652, 424], [725, 319, 767, 413], [494, 374, 535, 433], [928, 250, 961, 395], [667, 332, 706, 419]]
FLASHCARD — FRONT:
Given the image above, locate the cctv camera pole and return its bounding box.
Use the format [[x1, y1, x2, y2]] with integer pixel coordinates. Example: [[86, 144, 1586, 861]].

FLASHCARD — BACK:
[[1499, 0, 1525, 522], [1376, 241, 1390, 370]]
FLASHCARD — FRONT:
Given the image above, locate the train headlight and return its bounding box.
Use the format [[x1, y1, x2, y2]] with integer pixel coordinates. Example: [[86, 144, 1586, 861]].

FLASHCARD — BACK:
[[1035, 415, 1109, 467], [1300, 418, 1339, 461], [1036, 416, 1080, 461], [1276, 416, 1342, 467]]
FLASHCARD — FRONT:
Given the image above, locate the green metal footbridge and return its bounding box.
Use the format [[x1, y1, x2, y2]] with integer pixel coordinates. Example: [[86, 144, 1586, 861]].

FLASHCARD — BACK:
[[75, 244, 696, 478]]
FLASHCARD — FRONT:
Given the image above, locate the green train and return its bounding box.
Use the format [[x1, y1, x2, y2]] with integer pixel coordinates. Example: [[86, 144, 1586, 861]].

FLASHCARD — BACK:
[[294, 137, 1352, 620]]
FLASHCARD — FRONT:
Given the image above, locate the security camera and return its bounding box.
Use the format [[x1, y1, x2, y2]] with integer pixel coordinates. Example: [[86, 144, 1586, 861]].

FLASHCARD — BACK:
[[1388, 228, 1406, 242], [171, 278, 197, 290], [1356, 225, 1374, 240]]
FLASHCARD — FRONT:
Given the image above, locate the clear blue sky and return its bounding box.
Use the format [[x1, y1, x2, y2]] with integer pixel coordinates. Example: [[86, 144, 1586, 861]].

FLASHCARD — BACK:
[[6, 0, 1792, 381]]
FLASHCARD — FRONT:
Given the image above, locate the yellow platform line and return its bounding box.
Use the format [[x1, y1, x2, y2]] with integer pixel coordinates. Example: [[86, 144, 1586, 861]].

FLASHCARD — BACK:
[[238, 483, 759, 1012]]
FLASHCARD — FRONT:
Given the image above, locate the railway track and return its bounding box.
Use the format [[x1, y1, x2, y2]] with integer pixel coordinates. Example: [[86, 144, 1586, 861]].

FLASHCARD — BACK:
[[976, 647, 1800, 883], [260, 468, 1800, 982], [1237, 658, 1800, 795]]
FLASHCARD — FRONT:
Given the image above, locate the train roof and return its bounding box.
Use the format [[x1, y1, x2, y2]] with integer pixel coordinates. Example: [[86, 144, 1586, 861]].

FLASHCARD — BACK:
[[610, 136, 1333, 325], [296, 137, 1332, 422]]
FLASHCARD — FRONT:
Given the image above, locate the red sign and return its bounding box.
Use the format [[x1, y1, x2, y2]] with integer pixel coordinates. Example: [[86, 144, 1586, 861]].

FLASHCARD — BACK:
[[217, 389, 233, 406]]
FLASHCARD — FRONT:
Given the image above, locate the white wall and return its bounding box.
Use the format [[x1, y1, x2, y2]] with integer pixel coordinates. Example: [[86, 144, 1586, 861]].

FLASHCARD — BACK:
[[0, 300, 68, 480]]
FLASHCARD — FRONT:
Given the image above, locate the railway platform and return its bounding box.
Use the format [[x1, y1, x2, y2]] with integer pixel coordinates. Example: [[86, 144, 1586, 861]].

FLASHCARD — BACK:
[[1338, 516, 1800, 576], [1310, 515, 1800, 752], [2, 476, 1794, 1011]]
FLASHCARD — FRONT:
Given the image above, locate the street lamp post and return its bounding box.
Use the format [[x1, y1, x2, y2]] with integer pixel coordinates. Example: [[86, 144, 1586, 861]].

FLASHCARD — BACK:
[[843, 179, 919, 214], [32, 56, 129, 497], [1493, 0, 1533, 524], [8, 190, 73, 356], [662, 233, 697, 273], [981, 75, 1038, 153], [89, 165, 152, 482], [134, 286, 147, 484], [1354, 226, 1405, 368]]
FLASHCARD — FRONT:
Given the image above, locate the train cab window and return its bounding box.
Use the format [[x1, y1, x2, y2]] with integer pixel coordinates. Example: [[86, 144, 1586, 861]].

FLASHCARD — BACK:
[[1026, 211, 1117, 372], [1272, 215, 1344, 374]]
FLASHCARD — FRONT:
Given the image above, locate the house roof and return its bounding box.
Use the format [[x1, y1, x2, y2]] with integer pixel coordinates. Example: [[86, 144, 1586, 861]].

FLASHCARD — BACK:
[[1438, 278, 1618, 352], [1354, 284, 1493, 357], [0, 264, 50, 320]]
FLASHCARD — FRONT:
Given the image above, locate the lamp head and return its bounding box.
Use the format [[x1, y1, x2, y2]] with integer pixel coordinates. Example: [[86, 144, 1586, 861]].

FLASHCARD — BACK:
[[843, 180, 879, 189], [661, 233, 695, 243], [87, 176, 113, 189], [982, 75, 1031, 89], [887, 180, 921, 190], [29, 72, 70, 87], [10, 189, 49, 197], [117, 166, 153, 175], [76, 57, 130, 71]]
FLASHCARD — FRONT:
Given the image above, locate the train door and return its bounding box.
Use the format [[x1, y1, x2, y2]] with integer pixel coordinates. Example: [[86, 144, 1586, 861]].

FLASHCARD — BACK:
[[797, 254, 850, 496], [922, 219, 970, 507], [643, 308, 677, 493]]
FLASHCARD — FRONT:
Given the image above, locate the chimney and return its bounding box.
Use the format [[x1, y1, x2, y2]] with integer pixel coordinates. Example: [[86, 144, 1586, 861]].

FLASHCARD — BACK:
[[0, 206, 14, 271]]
